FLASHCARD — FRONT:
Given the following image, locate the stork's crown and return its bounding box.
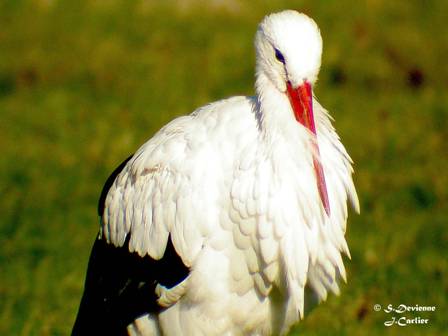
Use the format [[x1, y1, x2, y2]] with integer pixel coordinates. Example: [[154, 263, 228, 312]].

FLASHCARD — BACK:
[[255, 10, 322, 91]]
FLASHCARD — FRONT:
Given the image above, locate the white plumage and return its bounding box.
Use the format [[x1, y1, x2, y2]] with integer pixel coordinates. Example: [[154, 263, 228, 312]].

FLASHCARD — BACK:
[[94, 10, 359, 336]]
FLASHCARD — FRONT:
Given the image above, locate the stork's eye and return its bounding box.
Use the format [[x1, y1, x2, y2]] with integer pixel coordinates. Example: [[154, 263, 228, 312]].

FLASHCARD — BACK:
[[274, 48, 285, 64]]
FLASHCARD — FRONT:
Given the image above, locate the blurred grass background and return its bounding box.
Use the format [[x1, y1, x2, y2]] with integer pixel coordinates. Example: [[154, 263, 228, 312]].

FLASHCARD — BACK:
[[1, 0, 447, 335]]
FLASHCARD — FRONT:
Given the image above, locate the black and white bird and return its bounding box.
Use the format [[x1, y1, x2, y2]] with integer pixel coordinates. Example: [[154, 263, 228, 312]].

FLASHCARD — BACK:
[[72, 10, 359, 336]]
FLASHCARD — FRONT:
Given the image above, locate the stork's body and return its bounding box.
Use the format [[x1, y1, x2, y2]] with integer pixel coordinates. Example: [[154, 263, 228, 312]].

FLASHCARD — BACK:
[[73, 10, 359, 336]]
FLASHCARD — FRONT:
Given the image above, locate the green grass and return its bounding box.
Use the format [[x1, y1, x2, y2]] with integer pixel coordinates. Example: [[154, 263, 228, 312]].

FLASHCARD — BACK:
[[1, 1, 447, 335]]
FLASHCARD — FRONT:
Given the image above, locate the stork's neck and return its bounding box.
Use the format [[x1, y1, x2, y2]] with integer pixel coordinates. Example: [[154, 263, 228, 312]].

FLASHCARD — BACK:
[[255, 72, 301, 139]]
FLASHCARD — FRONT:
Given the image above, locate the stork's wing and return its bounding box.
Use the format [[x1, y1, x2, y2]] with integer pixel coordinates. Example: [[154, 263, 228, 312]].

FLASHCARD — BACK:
[[72, 154, 190, 335]]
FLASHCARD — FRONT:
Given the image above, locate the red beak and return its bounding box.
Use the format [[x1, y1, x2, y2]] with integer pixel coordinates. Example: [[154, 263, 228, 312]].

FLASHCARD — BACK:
[[286, 81, 330, 216]]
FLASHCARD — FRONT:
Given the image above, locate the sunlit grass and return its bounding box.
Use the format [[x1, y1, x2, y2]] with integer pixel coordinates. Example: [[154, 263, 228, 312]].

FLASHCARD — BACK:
[[1, 1, 447, 335]]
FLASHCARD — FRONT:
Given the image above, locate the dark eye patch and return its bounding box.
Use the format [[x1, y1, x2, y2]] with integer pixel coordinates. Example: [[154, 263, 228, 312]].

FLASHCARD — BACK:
[[274, 48, 285, 64]]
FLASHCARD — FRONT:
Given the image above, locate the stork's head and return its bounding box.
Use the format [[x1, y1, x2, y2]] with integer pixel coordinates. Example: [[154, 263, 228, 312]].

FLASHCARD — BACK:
[[255, 11, 330, 216], [255, 10, 322, 92]]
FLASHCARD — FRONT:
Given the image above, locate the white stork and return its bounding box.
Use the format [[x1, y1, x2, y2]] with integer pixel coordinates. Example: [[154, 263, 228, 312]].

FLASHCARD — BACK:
[[73, 10, 359, 336]]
